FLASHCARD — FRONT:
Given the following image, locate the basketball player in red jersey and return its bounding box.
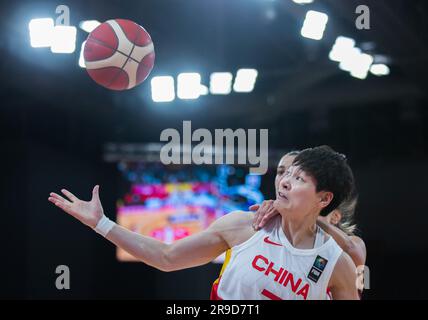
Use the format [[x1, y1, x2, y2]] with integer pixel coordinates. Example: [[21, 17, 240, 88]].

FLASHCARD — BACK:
[[48, 146, 360, 299]]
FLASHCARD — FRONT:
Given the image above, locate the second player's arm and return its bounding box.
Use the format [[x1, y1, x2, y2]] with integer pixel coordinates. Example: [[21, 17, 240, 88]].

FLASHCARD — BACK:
[[317, 219, 366, 267]]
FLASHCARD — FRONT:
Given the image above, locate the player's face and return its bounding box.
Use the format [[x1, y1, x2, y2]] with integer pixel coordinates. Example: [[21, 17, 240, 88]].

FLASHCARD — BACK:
[[274, 165, 321, 218], [275, 155, 296, 194]]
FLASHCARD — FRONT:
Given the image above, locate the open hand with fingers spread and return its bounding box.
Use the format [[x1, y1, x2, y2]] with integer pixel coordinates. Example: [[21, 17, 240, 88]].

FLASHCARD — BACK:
[[48, 185, 104, 229], [249, 200, 279, 230]]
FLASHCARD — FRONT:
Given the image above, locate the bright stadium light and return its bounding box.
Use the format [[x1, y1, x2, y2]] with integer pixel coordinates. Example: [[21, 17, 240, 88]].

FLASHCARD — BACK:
[[339, 47, 362, 72], [210, 72, 233, 95], [233, 69, 258, 93], [29, 18, 54, 48], [79, 20, 101, 33], [151, 76, 175, 102], [329, 36, 356, 62], [301, 10, 329, 40], [177, 73, 202, 100], [200, 85, 209, 96], [78, 41, 86, 68], [370, 64, 390, 76], [293, 0, 314, 4], [350, 53, 374, 80], [50, 25, 77, 53]]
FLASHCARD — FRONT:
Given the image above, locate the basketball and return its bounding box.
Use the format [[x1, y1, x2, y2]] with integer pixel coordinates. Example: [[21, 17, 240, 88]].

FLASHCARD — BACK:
[[83, 19, 155, 90]]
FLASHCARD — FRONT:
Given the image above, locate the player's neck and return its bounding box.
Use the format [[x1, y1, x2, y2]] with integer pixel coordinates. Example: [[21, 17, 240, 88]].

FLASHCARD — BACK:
[[281, 214, 318, 249]]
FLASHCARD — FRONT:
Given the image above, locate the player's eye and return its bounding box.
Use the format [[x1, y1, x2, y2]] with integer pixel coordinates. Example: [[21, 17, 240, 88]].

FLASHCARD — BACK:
[[284, 169, 291, 176]]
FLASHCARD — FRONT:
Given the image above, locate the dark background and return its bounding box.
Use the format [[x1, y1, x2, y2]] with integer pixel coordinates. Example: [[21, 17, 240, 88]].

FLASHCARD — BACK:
[[1, 0, 427, 299]]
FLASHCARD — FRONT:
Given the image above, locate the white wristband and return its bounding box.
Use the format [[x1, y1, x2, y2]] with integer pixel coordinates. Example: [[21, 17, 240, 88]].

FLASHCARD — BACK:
[[93, 215, 115, 237]]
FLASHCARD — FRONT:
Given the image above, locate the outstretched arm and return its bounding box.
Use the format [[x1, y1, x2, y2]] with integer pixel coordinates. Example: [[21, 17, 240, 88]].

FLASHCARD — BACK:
[[105, 217, 230, 271], [48, 186, 247, 272]]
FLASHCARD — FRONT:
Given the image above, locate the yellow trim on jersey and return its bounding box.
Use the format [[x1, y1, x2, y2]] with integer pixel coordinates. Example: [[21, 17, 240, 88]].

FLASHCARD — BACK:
[[219, 249, 232, 277], [211, 249, 232, 289]]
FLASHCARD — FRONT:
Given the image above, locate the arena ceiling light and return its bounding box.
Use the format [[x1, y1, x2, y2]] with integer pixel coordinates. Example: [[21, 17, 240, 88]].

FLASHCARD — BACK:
[[199, 85, 209, 96], [210, 72, 233, 95], [233, 69, 258, 93], [329, 36, 356, 62], [292, 0, 314, 4], [78, 41, 86, 68], [349, 53, 373, 79], [339, 47, 362, 72], [177, 73, 202, 100], [79, 20, 101, 33], [370, 64, 390, 76], [338, 49, 373, 79], [151, 76, 175, 102], [50, 25, 77, 53], [29, 18, 54, 48], [300, 10, 329, 40]]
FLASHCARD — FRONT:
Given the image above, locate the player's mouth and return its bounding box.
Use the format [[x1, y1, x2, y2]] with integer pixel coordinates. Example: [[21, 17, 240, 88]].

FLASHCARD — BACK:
[[277, 191, 288, 201]]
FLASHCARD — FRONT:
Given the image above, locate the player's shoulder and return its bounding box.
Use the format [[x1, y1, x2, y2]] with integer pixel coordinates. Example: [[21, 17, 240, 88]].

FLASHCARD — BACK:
[[224, 210, 254, 222], [336, 251, 356, 269], [216, 211, 256, 248], [211, 210, 254, 229], [331, 251, 357, 284], [328, 251, 359, 298], [349, 235, 367, 266], [209, 210, 256, 247], [350, 235, 366, 249]]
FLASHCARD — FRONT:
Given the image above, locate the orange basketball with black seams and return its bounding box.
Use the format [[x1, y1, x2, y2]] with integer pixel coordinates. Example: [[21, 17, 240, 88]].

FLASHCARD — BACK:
[[83, 19, 155, 90]]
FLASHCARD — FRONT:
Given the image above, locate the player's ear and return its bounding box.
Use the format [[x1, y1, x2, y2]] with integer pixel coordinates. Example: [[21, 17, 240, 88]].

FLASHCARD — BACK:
[[318, 191, 333, 209]]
